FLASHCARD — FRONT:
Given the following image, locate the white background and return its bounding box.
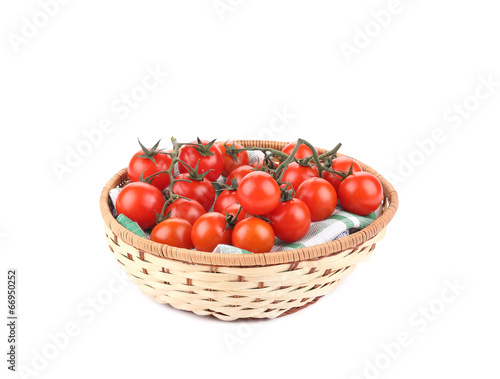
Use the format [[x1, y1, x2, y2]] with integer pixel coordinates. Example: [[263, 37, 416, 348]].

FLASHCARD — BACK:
[[1, 1, 499, 378]]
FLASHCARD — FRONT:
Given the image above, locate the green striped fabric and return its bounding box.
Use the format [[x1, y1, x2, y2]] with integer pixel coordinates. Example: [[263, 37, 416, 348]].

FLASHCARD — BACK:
[[116, 214, 147, 238], [214, 205, 377, 254]]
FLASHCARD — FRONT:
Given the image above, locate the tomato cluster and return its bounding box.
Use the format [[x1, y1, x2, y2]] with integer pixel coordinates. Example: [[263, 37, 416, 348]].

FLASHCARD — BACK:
[[114, 138, 384, 253]]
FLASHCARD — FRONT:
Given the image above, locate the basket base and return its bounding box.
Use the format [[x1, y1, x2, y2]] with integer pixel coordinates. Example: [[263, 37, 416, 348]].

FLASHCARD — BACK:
[[276, 295, 323, 317]]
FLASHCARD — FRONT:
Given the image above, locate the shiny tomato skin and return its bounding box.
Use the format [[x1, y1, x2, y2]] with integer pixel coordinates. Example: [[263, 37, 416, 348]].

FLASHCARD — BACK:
[[338, 172, 383, 216], [282, 142, 313, 159], [250, 160, 280, 174], [116, 182, 165, 229], [267, 198, 311, 242], [222, 203, 249, 224], [216, 141, 250, 177], [296, 177, 337, 221], [164, 198, 206, 225], [128, 150, 172, 190], [191, 212, 232, 252], [323, 157, 362, 193], [214, 190, 239, 213], [236, 171, 281, 215], [281, 162, 319, 191], [150, 218, 193, 249], [225, 165, 254, 185], [172, 173, 215, 212], [178, 140, 223, 181], [232, 218, 275, 253]]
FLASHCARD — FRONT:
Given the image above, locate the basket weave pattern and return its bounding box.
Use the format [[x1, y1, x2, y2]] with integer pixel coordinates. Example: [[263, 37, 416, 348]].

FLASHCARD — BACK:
[[100, 140, 398, 320]]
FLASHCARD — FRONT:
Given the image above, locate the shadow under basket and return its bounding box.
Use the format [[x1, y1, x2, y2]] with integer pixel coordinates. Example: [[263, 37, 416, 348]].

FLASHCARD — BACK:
[[99, 140, 399, 321]]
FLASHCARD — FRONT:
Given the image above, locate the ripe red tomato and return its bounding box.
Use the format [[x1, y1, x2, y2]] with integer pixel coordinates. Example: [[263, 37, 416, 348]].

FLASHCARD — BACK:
[[296, 177, 337, 221], [222, 203, 249, 224], [216, 141, 250, 177], [267, 198, 311, 242], [225, 165, 254, 185], [191, 212, 232, 252], [281, 162, 319, 191], [172, 173, 215, 212], [213, 189, 239, 213], [250, 159, 280, 173], [237, 171, 281, 215], [116, 182, 165, 229], [338, 172, 383, 216], [232, 218, 275, 253], [150, 218, 193, 249], [164, 198, 206, 225], [128, 150, 172, 190], [282, 142, 313, 159], [323, 157, 362, 193], [178, 140, 223, 181]]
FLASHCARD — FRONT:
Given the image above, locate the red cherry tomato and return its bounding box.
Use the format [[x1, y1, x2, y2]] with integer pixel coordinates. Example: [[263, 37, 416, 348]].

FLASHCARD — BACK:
[[226, 165, 254, 185], [296, 177, 337, 221], [323, 157, 362, 193], [178, 140, 223, 181], [191, 212, 232, 252], [237, 171, 281, 215], [128, 150, 172, 191], [222, 203, 249, 224], [150, 218, 193, 249], [250, 159, 280, 174], [216, 141, 250, 177], [267, 198, 311, 242], [164, 198, 206, 225], [172, 173, 215, 212], [214, 189, 239, 213], [281, 162, 319, 191], [282, 142, 313, 159], [232, 218, 275, 253], [338, 172, 383, 216], [116, 182, 165, 229]]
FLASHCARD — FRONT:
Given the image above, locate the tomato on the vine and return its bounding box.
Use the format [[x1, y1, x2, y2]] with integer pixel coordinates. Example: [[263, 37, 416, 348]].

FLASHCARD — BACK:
[[191, 212, 232, 252], [237, 171, 281, 215], [178, 139, 223, 181], [338, 172, 383, 216], [116, 182, 165, 229], [222, 203, 249, 224], [216, 141, 250, 177], [226, 165, 254, 185], [282, 142, 313, 159], [128, 142, 172, 190], [250, 159, 280, 174], [164, 198, 206, 225], [323, 157, 362, 193], [296, 177, 337, 221], [172, 173, 215, 212], [267, 198, 311, 242], [150, 218, 193, 249], [281, 162, 319, 191], [214, 189, 239, 213], [232, 218, 275, 253]]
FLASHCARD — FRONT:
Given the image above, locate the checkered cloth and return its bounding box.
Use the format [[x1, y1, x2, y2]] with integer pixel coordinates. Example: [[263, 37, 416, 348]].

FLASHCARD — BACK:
[[213, 205, 378, 254]]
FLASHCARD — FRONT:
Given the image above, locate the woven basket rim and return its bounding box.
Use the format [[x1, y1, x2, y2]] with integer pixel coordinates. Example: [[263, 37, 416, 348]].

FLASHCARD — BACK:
[[99, 140, 398, 267]]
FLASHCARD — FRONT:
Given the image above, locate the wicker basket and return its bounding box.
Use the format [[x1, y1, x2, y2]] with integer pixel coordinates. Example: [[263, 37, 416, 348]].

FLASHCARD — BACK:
[[99, 140, 398, 321]]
